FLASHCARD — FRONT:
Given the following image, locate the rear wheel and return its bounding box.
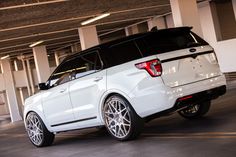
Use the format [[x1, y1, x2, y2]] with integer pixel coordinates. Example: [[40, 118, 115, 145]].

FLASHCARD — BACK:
[[103, 95, 143, 141], [25, 112, 55, 147], [178, 101, 211, 119]]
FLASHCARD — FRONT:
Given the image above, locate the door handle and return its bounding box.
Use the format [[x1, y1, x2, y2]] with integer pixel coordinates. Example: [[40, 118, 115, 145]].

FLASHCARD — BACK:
[[59, 89, 66, 93], [94, 76, 103, 82]]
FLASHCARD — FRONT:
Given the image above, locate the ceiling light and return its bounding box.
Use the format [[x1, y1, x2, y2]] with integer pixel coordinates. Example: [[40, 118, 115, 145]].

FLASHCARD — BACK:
[[1, 55, 10, 60], [29, 40, 44, 48], [81, 13, 111, 25]]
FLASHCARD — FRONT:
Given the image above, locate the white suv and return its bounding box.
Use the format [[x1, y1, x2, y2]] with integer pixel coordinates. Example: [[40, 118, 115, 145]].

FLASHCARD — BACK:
[[24, 27, 226, 147]]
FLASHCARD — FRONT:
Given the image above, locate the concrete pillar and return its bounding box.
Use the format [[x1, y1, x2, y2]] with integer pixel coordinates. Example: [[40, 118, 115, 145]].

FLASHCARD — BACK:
[[0, 64, 2, 73], [147, 17, 167, 31], [71, 44, 76, 53], [22, 60, 31, 96], [170, 0, 203, 37], [125, 25, 139, 36], [232, 0, 236, 21], [125, 27, 130, 36], [71, 43, 80, 53], [131, 25, 139, 34], [26, 59, 35, 95], [166, 14, 175, 28], [33, 45, 50, 83], [13, 60, 25, 106], [198, 1, 218, 46], [54, 52, 60, 66], [78, 26, 99, 50], [1, 59, 22, 122]]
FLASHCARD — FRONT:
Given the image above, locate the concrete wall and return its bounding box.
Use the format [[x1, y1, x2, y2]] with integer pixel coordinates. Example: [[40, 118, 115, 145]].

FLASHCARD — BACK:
[[166, 14, 175, 28], [0, 74, 5, 91], [0, 66, 56, 116], [199, 2, 236, 72], [0, 93, 9, 115], [232, 0, 236, 21]]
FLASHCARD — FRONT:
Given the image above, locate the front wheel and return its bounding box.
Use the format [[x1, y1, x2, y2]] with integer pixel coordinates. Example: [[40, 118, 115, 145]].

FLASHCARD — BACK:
[[178, 101, 211, 119], [25, 112, 55, 147], [103, 95, 143, 141]]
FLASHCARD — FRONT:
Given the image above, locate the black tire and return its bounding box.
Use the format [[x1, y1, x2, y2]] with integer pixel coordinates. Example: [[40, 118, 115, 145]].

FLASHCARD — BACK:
[[103, 95, 144, 141], [178, 101, 211, 119], [25, 112, 55, 147]]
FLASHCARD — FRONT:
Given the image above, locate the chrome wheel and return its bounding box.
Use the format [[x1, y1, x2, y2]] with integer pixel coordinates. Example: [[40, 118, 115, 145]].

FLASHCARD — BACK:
[[104, 97, 131, 139], [25, 113, 43, 146]]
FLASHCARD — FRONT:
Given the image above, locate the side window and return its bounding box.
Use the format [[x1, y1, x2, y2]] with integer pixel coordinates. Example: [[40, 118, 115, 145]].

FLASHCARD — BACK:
[[71, 51, 102, 79], [48, 51, 102, 88], [105, 41, 142, 67], [48, 61, 73, 87]]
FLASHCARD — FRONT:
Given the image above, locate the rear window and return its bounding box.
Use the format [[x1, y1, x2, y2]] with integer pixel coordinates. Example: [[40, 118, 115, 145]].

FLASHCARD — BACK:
[[102, 41, 142, 67], [137, 30, 208, 57]]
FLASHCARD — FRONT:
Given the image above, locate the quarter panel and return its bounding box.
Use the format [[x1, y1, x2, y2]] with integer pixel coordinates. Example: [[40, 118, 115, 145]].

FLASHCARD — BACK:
[[24, 93, 51, 131], [106, 55, 158, 95]]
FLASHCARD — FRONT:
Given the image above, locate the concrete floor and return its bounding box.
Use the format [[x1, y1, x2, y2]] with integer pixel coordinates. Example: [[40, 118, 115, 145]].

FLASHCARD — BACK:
[[0, 88, 236, 157]]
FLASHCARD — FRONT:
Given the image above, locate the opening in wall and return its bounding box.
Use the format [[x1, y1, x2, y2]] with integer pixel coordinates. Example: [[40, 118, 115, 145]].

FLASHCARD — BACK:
[[210, 0, 236, 41]]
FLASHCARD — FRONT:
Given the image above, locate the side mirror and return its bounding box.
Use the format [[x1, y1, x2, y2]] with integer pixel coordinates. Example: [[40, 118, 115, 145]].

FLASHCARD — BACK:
[[38, 83, 49, 90]]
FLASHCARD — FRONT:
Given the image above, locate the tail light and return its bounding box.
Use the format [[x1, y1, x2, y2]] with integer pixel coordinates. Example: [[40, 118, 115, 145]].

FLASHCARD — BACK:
[[135, 59, 162, 77], [178, 95, 193, 101]]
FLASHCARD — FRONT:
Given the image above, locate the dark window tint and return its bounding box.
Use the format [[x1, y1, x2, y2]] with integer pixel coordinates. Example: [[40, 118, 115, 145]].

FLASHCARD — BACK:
[[103, 41, 142, 67], [48, 51, 102, 88], [48, 61, 72, 87], [138, 30, 208, 57], [71, 51, 102, 79]]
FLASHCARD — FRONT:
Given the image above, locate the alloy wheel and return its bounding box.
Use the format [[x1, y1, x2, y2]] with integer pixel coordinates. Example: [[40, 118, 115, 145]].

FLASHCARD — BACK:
[[25, 113, 43, 146], [104, 98, 131, 138]]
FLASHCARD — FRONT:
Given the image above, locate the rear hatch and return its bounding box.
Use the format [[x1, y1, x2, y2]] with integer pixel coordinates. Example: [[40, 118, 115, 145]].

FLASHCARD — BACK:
[[137, 27, 222, 88], [158, 46, 221, 87]]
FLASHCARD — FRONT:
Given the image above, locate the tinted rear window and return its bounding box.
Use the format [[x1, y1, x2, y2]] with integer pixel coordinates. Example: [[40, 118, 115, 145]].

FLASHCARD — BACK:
[[102, 41, 142, 67], [137, 30, 208, 57]]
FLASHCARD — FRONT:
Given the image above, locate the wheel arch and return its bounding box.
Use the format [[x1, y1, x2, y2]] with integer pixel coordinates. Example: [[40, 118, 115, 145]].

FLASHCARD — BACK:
[[98, 89, 138, 124], [24, 106, 51, 132]]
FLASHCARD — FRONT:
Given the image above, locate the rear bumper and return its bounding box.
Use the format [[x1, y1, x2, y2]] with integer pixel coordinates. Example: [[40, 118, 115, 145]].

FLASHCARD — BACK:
[[129, 74, 226, 118], [176, 85, 226, 108], [145, 85, 226, 121]]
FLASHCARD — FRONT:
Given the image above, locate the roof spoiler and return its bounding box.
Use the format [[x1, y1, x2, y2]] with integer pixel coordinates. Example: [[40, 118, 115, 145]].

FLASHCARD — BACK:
[[150, 26, 193, 32]]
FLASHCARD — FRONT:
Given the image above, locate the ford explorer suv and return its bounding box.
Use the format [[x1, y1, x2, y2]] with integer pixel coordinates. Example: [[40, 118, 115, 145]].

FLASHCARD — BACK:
[[24, 27, 226, 147]]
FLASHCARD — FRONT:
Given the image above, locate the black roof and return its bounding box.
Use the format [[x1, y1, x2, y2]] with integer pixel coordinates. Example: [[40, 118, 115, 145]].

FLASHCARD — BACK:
[[64, 26, 192, 61]]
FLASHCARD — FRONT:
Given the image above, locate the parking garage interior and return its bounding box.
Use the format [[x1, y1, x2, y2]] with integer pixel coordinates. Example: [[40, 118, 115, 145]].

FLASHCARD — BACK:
[[0, 0, 236, 156]]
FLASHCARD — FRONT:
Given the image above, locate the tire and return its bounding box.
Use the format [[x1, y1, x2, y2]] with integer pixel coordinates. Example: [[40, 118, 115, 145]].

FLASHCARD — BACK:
[[178, 101, 211, 119], [103, 95, 144, 141], [25, 112, 55, 147]]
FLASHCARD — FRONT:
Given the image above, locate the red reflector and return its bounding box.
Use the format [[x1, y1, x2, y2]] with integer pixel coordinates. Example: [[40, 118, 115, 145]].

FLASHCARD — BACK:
[[178, 95, 193, 101], [135, 59, 162, 77]]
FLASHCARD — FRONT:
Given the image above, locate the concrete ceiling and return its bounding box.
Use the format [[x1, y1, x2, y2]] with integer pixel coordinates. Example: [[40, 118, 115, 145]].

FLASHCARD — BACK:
[[0, 0, 205, 57]]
